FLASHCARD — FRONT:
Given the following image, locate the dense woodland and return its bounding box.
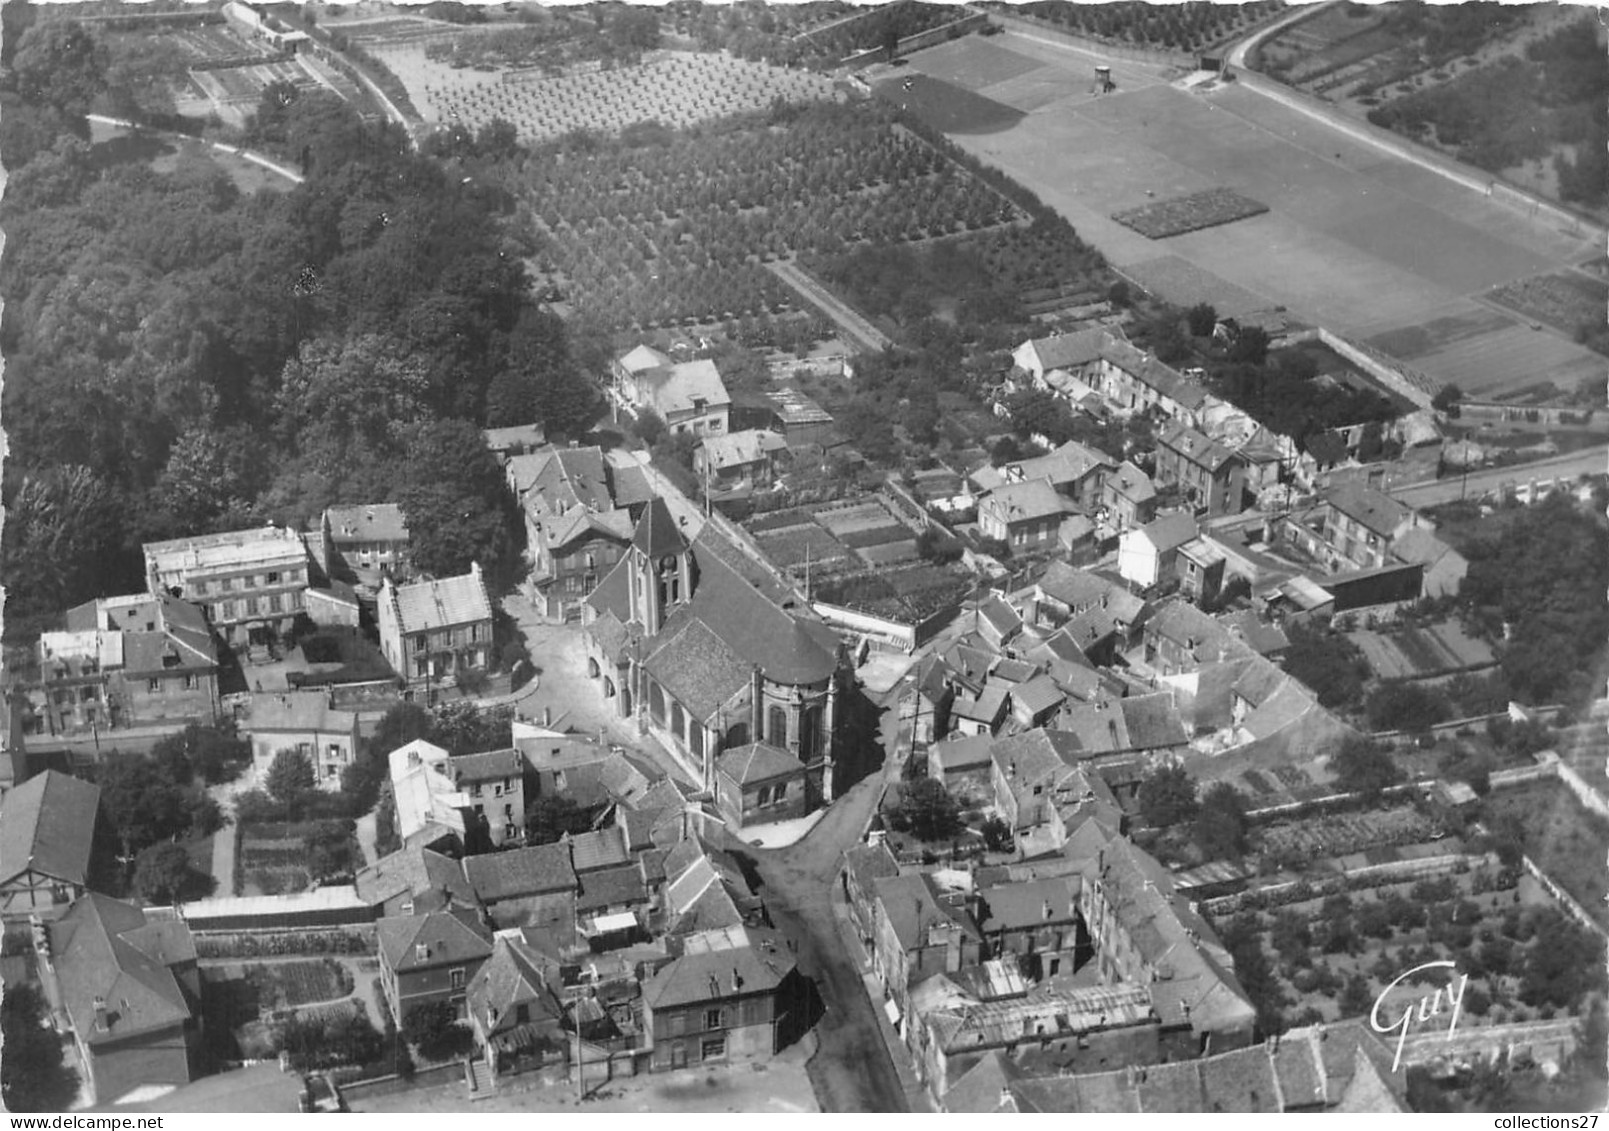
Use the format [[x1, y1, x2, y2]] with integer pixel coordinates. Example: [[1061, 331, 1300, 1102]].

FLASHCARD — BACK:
[[1365, 13, 1608, 208], [0, 17, 601, 640]]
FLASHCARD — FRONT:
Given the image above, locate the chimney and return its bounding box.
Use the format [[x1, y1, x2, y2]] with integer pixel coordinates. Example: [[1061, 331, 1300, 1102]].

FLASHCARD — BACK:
[[416, 943, 431, 962], [544, 705, 553, 727], [93, 996, 108, 1032]]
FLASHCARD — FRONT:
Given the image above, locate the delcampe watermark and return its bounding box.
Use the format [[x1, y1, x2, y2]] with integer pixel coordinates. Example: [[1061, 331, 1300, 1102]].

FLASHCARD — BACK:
[[1370, 959, 1470, 1073]]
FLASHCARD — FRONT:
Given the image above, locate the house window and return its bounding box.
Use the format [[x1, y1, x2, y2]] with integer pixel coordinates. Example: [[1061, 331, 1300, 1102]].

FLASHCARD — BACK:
[[184, 674, 196, 691], [772, 782, 786, 803], [246, 597, 259, 616], [451, 968, 466, 990], [701, 1037, 726, 1060], [267, 571, 281, 584], [328, 743, 341, 760], [756, 786, 771, 806], [194, 580, 208, 595], [768, 706, 788, 747], [414, 636, 428, 653], [148, 678, 162, 692], [670, 701, 685, 739], [704, 1008, 723, 1030], [268, 594, 282, 614], [287, 569, 302, 584], [221, 577, 234, 592]]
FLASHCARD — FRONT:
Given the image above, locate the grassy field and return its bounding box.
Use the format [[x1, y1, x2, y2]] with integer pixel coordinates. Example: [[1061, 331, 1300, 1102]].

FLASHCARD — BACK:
[[1484, 779, 1609, 928], [899, 29, 1602, 400]]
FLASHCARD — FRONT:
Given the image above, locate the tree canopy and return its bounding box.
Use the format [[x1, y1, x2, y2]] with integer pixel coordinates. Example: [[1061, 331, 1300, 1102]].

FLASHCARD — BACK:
[[1330, 736, 1403, 798], [1138, 762, 1198, 829], [887, 777, 963, 843], [1, 984, 79, 1112]]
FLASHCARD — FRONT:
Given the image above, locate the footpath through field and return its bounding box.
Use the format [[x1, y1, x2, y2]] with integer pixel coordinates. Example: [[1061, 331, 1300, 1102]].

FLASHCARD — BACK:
[[767, 259, 895, 354]]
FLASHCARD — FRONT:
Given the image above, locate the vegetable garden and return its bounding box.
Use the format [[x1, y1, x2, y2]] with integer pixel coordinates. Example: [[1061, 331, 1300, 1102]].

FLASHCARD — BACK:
[[523, 102, 1026, 330], [1112, 188, 1270, 240]]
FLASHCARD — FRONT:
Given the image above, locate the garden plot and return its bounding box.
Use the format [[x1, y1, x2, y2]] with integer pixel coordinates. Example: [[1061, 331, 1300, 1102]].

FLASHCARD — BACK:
[[1485, 779, 1609, 928], [1255, 804, 1441, 862], [1112, 188, 1269, 240], [750, 523, 851, 570], [1348, 621, 1496, 681], [1487, 269, 1609, 336]]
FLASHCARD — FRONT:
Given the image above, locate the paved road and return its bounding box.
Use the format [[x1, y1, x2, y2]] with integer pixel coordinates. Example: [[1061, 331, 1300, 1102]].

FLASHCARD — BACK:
[[768, 260, 895, 354], [734, 718, 910, 1113], [1387, 444, 1608, 509]]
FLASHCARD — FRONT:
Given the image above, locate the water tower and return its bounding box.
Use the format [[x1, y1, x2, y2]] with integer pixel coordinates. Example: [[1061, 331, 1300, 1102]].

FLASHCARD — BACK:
[[1094, 65, 1114, 94]]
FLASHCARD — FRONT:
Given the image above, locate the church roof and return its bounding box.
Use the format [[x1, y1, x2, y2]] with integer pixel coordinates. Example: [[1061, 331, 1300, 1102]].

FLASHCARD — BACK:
[[632, 498, 689, 558]]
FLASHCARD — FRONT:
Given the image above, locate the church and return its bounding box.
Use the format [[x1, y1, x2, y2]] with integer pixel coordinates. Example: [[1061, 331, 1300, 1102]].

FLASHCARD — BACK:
[[583, 499, 848, 807]]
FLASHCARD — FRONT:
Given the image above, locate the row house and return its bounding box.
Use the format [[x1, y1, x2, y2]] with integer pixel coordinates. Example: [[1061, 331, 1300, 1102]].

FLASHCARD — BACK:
[[988, 728, 1123, 858], [1070, 822, 1256, 1058], [378, 563, 496, 692], [641, 925, 807, 1069], [1154, 423, 1247, 518], [869, 870, 985, 1042], [1090, 340, 1208, 427], [1280, 481, 1429, 574], [388, 739, 526, 851], [26, 594, 219, 738], [612, 346, 732, 437], [143, 526, 312, 655]]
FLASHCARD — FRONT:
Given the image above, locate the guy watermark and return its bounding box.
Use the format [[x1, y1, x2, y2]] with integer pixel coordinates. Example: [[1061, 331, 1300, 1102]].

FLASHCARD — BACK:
[[1369, 958, 1469, 1073]]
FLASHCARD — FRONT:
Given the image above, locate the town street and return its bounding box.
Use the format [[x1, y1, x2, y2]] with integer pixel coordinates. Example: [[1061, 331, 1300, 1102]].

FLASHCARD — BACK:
[[733, 699, 916, 1113]]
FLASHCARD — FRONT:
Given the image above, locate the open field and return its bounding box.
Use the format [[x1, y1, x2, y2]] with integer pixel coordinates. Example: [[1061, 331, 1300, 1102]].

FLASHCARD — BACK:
[[900, 29, 1602, 400]]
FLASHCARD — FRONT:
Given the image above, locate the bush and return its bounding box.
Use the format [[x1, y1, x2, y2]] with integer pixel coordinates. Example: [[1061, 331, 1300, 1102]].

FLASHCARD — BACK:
[[403, 1001, 473, 1063]]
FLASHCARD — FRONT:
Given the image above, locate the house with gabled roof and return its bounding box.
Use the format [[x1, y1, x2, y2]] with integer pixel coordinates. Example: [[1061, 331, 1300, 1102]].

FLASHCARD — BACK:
[[1156, 423, 1247, 517], [988, 729, 1121, 856], [509, 445, 639, 619], [0, 770, 101, 920], [1102, 460, 1158, 533], [584, 499, 846, 804], [715, 742, 807, 828], [970, 441, 1114, 514], [612, 349, 732, 438], [37, 894, 200, 1106], [318, 503, 412, 592], [1142, 599, 1252, 676], [1091, 340, 1208, 426], [240, 691, 360, 790], [378, 563, 495, 691], [869, 871, 985, 1042], [483, 422, 548, 464], [467, 932, 567, 1077], [376, 905, 494, 1024], [694, 429, 789, 492], [978, 479, 1068, 551], [1012, 329, 1114, 386], [25, 593, 220, 738], [641, 925, 806, 1069], [1118, 511, 1200, 590], [1282, 481, 1430, 574], [462, 843, 577, 928], [354, 844, 476, 919]]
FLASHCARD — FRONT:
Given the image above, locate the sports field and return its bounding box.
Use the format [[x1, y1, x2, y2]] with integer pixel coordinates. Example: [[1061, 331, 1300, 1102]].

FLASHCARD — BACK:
[[894, 30, 1604, 400]]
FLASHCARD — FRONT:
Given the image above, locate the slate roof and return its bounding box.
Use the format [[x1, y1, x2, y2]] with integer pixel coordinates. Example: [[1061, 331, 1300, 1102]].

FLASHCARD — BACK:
[[979, 478, 1068, 525], [609, 462, 656, 508], [1012, 675, 1069, 720], [1137, 511, 1199, 555], [243, 691, 357, 735], [0, 770, 100, 887], [977, 594, 1023, 638], [641, 617, 753, 722], [1218, 609, 1290, 656], [390, 568, 492, 632], [467, 936, 563, 1041], [47, 894, 194, 1047], [872, 872, 983, 952], [641, 926, 795, 1009], [717, 742, 805, 787], [635, 358, 732, 418], [1160, 422, 1243, 472], [1099, 340, 1208, 411], [65, 593, 218, 672], [1147, 600, 1247, 664], [951, 682, 1009, 725], [1324, 481, 1413, 536], [568, 826, 631, 873], [978, 875, 1080, 932], [376, 906, 493, 973], [1017, 328, 1113, 374], [618, 343, 673, 373], [843, 841, 900, 892], [451, 747, 522, 784], [943, 1049, 1022, 1113], [1390, 527, 1462, 570], [1119, 693, 1189, 750], [521, 446, 613, 514], [463, 844, 576, 902], [699, 429, 787, 471], [575, 863, 648, 912], [1107, 460, 1156, 504], [630, 497, 689, 559], [971, 440, 1113, 494], [325, 503, 408, 544], [354, 845, 475, 909]]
